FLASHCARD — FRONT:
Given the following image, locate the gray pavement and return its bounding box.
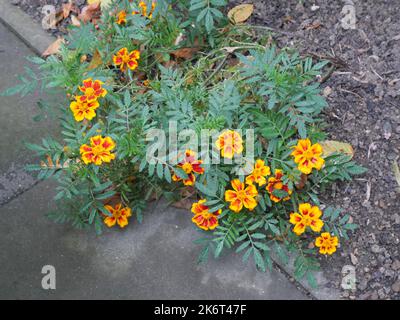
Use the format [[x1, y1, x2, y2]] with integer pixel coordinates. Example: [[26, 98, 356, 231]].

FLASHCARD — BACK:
[[0, 16, 311, 300], [0, 22, 58, 204]]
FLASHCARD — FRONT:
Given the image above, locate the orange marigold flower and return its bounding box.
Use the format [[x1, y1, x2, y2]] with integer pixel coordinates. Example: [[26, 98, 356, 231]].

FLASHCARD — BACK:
[[191, 199, 221, 231], [113, 47, 140, 72], [116, 10, 127, 25], [266, 169, 292, 203], [172, 149, 204, 186], [289, 203, 324, 236], [80, 135, 116, 165], [291, 138, 325, 175], [69, 97, 99, 122], [245, 159, 271, 186], [132, 1, 156, 18], [315, 232, 339, 255], [215, 130, 243, 159], [225, 179, 258, 213], [103, 203, 132, 228], [78, 78, 107, 102]]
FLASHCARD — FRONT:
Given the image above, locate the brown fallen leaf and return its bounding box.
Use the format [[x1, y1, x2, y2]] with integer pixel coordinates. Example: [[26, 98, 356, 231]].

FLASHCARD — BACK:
[[305, 21, 322, 30], [171, 47, 200, 59], [87, 49, 103, 70], [228, 4, 254, 24], [79, 2, 101, 23], [295, 173, 308, 190], [42, 37, 65, 57], [319, 140, 354, 158], [62, 1, 79, 19], [171, 198, 194, 210], [70, 15, 81, 27]]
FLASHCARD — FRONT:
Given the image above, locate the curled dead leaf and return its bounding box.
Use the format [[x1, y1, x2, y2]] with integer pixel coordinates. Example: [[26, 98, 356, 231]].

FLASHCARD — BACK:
[[62, 1, 79, 19], [87, 49, 103, 70], [319, 140, 354, 158], [171, 47, 200, 59], [42, 37, 65, 57], [71, 15, 81, 27], [79, 2, 101, 23], [228, 4, 254, 24], [295, 173, 308, 190]]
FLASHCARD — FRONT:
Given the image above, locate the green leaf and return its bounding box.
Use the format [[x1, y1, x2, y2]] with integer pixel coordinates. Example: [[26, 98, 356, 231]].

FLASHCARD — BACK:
[[214, 240, 224, 258], [195, 182, 217, 197]]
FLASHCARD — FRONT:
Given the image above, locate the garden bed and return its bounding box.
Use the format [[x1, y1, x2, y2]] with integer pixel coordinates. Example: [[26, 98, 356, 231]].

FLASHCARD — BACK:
[[7, 0, 400, 299]]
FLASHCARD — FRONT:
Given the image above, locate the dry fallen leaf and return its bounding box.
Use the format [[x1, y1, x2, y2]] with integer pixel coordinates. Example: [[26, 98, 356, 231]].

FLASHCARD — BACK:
[[228, 4, 254, 24], [87, 49, 103, 70], [87, 0, 112, 11], [171, 47, 200, 59], [62, 1, 79, 19], [319, 140, 354, 158], [79, 2, 101, 23], [70, 15, 81, 27], [42, 37, 65, 57], [392, 161, 400, 192], [305, 21, 322, 30]]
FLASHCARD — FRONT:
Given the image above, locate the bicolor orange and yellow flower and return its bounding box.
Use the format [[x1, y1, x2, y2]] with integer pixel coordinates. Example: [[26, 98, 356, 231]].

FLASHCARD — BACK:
[[245, 159, 271, 186], [116, 10, 127, 24], [69, 98, 99, 121], [215, 130, 243, 159], [113, 47, 140, 72], [80, 135, 116, 165], [191, 199, 221, 231], [225, 179, 258, 213], [103, 203, 132, 228], [315, 232, 339, 255], [172, 149, 204, 186], [266, 169, 292, 202], [78, 78, 107, 102], [291, 138, 324, 174], [289, 203, 324, 235], [132, 1, 156, 18]]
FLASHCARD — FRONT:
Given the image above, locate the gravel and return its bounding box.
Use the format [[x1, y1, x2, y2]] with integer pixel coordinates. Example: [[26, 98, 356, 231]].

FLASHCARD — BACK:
[[228, 0, 400, 300]]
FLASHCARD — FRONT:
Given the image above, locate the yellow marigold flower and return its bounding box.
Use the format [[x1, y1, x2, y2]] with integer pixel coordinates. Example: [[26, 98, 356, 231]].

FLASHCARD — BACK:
[[266, 169, 292, 202], [245, 159, 271, 186], [315, 232, 339, 255], [191, 199, 221, 231], [289, 203, 324, 236], [225, 179, 258, 213], [80, 135, 116, 166], [291, 138, 325, 174], [103, 203, 132, 228], [78, 78, 107, 102], [69, 97, 99, 122], [113, 47, 140, 72], [116, 10, 127, 25], [215, 130, 243, 159], [172, 149, 204, 186]]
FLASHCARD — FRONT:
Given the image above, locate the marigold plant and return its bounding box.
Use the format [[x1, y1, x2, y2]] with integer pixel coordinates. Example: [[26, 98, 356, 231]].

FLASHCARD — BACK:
[[4, 0, 366, 287]]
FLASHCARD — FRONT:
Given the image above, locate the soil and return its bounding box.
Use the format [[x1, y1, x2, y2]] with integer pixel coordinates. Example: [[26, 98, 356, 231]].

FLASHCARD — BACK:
[[229, 0, 400, 300], [10, 0, 400, 299]]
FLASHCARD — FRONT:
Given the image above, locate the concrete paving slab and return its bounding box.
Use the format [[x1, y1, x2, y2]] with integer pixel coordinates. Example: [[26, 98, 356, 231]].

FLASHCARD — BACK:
[[0, 21, 59, 203], [0, 180, 309, 300], [0, 0, 55, 55]]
